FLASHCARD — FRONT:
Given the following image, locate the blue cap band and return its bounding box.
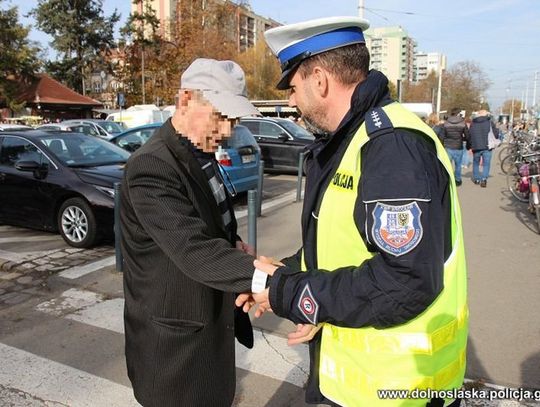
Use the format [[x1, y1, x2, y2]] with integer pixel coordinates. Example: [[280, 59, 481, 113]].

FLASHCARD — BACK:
[[277, 27, 365, 69]]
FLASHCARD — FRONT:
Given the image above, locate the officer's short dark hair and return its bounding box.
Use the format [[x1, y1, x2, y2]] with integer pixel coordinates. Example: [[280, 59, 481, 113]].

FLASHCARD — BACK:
[[450, 108, 461, 116], [297, 43, 370, 86]]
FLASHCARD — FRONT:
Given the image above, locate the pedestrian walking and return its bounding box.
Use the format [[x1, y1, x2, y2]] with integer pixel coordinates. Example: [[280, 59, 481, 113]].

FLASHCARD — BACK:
[[442, 108, 470, 186], [238, 16, 468, 407], [469, 110, 500, 187]]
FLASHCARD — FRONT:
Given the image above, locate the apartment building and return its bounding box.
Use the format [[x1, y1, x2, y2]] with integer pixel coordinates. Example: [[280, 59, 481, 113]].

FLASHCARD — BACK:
[[131, 0, 279, 51], [413, 52, 447, 82], [365, 26, 417, 85]]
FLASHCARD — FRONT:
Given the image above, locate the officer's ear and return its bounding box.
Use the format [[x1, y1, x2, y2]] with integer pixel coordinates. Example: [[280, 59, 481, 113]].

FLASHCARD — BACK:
[[311, 66, 329, 98]]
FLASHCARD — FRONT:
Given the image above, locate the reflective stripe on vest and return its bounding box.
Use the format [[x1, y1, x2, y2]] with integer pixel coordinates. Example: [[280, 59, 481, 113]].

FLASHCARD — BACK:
[[310, 102, 468, 407]]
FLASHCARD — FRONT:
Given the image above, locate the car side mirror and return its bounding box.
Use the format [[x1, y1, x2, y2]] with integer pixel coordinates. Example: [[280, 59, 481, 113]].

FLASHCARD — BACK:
[[278, 133, 289, 141], [15, 160, 41, 171], [15, 160, 48, 179]]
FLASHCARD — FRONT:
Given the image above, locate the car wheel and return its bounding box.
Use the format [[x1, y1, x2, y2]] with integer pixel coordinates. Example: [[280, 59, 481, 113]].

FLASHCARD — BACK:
[[58, 198, 98, 248]]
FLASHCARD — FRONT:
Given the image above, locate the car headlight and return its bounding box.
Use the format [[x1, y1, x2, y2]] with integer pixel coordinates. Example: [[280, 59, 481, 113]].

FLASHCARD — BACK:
[[94, 185, 115, 198]]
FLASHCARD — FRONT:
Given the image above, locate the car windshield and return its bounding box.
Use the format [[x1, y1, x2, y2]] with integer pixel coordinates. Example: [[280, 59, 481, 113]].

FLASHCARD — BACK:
[[278, 120, 314, 140], [38, 133, 130, 167], [98, 121, 125, 134]]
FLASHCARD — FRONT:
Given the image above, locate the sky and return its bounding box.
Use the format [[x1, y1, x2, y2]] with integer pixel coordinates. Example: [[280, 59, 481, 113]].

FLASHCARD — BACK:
[[10, 0, 540, 113]]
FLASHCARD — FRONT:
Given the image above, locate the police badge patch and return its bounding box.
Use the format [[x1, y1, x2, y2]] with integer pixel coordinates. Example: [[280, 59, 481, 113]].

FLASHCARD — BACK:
[[297, 283, 319, 325], [371, 202, 423, 256]]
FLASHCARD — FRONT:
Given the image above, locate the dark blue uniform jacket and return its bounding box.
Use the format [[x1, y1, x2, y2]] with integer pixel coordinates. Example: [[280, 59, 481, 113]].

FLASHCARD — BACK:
[[268, 70, 452, 405]]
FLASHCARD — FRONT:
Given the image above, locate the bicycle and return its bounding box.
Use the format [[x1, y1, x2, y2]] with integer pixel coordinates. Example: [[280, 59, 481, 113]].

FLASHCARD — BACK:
[[506, 153, 540, 233]]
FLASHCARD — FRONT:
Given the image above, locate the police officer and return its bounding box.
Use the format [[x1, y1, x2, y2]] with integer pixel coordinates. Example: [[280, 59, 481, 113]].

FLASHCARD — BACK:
[[238, 16, 468, 407]]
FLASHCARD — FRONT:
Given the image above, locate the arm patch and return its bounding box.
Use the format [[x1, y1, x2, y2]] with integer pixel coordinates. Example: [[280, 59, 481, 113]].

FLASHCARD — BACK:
[[371, 201, 423, 257]]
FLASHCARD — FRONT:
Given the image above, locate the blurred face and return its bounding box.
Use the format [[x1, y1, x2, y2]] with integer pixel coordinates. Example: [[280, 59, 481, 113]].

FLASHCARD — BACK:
[[287, 69, 330, 135], [177, 91, 238, 152]]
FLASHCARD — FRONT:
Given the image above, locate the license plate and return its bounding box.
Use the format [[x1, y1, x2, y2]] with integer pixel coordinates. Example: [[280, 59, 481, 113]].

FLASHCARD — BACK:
[[241, 154, 255, 164]]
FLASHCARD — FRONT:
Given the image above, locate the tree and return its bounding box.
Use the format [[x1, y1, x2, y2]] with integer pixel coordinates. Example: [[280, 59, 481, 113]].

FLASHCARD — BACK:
[[402, 71, 438, 104], [442, 61, 490, 116], [236, 43, 286, 100], [119, 0, 242, 106], [402, 61, 490, 117], [0, 1, 41, 111], [30, 0, 120, 94]]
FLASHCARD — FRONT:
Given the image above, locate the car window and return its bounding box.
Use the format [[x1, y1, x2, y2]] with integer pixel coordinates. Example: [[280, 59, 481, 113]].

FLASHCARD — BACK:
[[100, 121, 125, 134], [0, 137, 48, 167], [38, 134, 130, 166], [241, 121, 259, 135], [278, 120, 314, 140], [260, 122, 286, 138], [69, 124, 99, 137], [223, 125, 258, 149], [95, 125, 109, 137]]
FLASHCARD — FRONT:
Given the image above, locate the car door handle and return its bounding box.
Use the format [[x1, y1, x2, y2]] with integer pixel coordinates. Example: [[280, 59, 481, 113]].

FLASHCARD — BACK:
[[0, 173, 5, 182]]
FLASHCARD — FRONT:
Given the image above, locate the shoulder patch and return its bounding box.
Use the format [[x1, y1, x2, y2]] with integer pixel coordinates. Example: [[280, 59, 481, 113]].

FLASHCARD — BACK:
[[365, 107, 393, 137], [371, 202, 423, 256], [297, 283, 319, 325]]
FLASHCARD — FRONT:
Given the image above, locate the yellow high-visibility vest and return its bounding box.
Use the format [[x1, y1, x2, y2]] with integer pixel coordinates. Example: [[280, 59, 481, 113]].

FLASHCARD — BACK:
[[308, 102, 468, 406]]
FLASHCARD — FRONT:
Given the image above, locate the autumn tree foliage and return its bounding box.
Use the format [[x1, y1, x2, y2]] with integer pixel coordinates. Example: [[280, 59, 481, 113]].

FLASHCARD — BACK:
[[403, 61, 491, 116], [236, 43, 285, 100]]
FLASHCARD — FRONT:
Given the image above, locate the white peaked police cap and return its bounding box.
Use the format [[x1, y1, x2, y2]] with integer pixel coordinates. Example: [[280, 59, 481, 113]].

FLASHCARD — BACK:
[[264, 16, 370, 90], [180, 58, 260, 118]]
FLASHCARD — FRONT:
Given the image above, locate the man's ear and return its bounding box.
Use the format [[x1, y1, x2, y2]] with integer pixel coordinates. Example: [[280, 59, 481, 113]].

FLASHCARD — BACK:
[[311, 66, 329, 98]]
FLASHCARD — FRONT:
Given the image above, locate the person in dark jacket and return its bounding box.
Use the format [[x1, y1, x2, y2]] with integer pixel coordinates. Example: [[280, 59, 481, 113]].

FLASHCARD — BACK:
[[120, 58, 262, 407], [469, 109, 499, 187], [238, 16, 467, 407], [442, 108, 470, 186]]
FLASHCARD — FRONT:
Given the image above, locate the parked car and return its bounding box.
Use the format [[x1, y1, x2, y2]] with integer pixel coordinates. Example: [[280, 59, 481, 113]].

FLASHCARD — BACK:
[[110, 123, 260, 194], [36, 123, 101, 138], [108, 123, 161, 153], [61, 119, 126, 140], [106, 104, 172, 129], [0, 130, 130, 248], [239, 117, 314, 173], [0, 124, 33, 131]]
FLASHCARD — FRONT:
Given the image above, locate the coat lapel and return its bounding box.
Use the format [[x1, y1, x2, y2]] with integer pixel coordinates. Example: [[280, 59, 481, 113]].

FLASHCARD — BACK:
[[159, 121, 226, 232]]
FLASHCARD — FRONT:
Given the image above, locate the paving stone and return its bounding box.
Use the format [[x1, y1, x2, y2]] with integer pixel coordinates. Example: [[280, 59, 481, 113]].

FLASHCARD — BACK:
[[3, 293, 31, 305], [0, 292, 20, 302], [35, 265, 49, 272], [0, 288, 5, 295], [33, 258, 50, 265], [16, 276, 34, 285], [1, 262, 16, 271], [21, 287, 40, 295], [48, 251, 67, 259], [20, 262, 36, 270], [65, 248, 84, 253], [0, 272, 22, 281], [0, 280, 15, 289]]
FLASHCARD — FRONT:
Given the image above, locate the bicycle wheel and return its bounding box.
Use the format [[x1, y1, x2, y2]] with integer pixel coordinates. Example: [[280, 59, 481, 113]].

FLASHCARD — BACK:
[[506, 170, 529, 202], [498, 145, 511, 161], [500, 154, 517, 175]]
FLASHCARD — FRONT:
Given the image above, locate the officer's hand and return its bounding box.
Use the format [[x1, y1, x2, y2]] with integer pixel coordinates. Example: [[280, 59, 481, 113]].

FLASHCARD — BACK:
[[287, 324, 321, 346]]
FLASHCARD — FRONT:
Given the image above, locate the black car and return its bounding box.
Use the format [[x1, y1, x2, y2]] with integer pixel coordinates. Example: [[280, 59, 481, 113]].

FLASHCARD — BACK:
[[0, 130, 130, 248], [240, 117, 314, 173]]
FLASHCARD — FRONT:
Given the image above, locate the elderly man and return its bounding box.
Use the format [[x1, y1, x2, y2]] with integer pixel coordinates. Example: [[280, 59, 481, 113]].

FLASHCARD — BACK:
[[239, 16, 468, 407], [121, 58, 262, 407]]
